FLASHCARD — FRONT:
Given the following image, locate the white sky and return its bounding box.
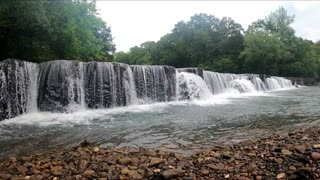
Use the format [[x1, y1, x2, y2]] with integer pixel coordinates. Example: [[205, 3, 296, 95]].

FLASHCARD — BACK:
[[97, 1, 320, 52]]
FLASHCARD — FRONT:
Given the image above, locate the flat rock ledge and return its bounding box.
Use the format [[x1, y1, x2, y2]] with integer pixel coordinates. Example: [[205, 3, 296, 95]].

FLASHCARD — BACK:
[[1, 128, 320, 180]]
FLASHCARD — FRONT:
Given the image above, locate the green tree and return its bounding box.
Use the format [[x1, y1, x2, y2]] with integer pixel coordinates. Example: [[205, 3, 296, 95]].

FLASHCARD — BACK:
[[0, 0, 115, 63]]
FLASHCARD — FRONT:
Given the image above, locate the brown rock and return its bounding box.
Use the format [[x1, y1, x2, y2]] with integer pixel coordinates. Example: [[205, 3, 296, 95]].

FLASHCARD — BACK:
[[281, 149, 293, 156], [82, 170, 95, 176], [275, 158, 283, 164], [153, 169, 161, 173], [79, 159, 88, 169], [294, 145, 307, 153], [247, 152, 256, 157], [119, 157, 132, 165], [277, 173, 286, 179], [207, 163, 224, 170], [16, 166, 28, 174], [311, 152, 320, 160], [24, 176, 31, 179], [144, 149, 157, 157], [201, 169, 209, 175], [148, 157, 165, 167], [131, 157, 139, 166], [161, 168, 185, 179], [51, 166, 63, 176], [256, 176, 262, 180], [313, 144, 320, 149]]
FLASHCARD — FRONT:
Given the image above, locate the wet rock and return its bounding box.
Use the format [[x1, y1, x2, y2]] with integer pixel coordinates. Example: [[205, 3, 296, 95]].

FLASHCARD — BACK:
[[161, 168, 185, 179], [148, 157, 164, 167]]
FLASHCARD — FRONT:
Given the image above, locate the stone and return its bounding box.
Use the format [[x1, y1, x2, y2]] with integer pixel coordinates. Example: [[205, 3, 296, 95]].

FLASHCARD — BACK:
[[131, 157, 139, 166], [256, 176, 262, 180], [16, 166, 28, 174], [281, 149, 293, 156], [275, 158, 283, 164], [24, 176, 31, 179], [224, 174, 230, 178], [207, 163, 224, 170], [311, 152, 320, 160], [277, 173, 286, 179], [289, 166, 296, 171], [128, 170, 143, 179], [148, 157, 165, 167], [161, 168, 185, 179], [313, 144, 320, 149], [294, 145, 307, 153], [201, 169, 209, 175], [82, 170, 95, 176], [79, 159, 88, 169], [153, 169, 161, 173], [144, 149, 157, 157], [51, 166, 63, 176], [93, 147, 100, 152], [247, 152, 256, 157], [119, 157, 132, 165]]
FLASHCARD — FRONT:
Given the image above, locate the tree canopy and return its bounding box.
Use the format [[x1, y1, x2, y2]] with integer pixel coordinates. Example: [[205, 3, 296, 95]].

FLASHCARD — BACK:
[[0, 2, 319, 78], [115, 7, 320, 78], [0, 0, 115, 63]]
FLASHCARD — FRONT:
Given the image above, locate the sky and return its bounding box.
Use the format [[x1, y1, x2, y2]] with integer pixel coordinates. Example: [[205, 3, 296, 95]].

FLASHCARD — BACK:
[[96, 1, 320, 52]]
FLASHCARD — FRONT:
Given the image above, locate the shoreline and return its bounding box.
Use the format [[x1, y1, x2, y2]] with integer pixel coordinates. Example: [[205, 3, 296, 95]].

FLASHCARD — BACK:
[[1, 128, 320, 179]]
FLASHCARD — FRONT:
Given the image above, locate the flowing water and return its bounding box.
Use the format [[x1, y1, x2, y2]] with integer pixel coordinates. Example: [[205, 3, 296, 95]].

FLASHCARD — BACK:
[[0, 59, 319, 157]]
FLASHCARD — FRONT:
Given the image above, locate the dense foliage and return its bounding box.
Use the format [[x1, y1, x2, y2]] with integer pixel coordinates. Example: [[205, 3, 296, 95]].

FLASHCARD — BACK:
[[115, 8, 320, 77], [0, 2, 318, 77], [0, 0, 115, 63]]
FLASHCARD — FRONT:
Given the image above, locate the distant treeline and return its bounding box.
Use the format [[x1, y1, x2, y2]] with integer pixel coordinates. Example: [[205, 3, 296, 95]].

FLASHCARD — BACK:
[[115, 7, 320, 78], [0, 1, 319, 77]]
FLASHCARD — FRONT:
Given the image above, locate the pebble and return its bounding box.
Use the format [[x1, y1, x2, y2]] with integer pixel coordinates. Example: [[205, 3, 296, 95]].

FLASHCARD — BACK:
[[277, 173, 286, 179]]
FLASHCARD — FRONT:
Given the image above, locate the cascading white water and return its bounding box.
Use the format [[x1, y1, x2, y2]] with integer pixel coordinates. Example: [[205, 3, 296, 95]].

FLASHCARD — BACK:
[[0, 59, 39, 120], [266, 77, 293, 90], [131, 65, 176, 103], [0, 59, 296, 121], [177, 72, 212, 100], [203, 71, 238, 94], [230, 79, 257, 93]]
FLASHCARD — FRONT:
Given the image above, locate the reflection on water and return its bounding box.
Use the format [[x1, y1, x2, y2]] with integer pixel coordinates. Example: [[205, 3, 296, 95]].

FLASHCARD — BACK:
[[0, 86, 319, 157]]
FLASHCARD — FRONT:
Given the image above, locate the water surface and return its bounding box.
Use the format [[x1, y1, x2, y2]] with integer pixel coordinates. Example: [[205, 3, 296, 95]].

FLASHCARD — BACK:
[[0, 86, 319, 157]]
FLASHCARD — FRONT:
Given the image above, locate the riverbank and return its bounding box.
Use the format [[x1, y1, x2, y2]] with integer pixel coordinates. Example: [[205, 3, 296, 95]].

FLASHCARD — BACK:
[[0, 128, 320, 180]]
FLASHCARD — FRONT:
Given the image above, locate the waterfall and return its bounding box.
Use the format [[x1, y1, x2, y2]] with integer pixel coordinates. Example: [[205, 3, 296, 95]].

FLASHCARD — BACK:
[[38, 60, 85, 112], [203, 71, 238, 94], [131, 65, 176, 103], [266, 76, 293, 90], [0, 59, 39, 120], [0, 59, 296, 121], [177, 72, 212, 100], [85, 62, 137, 109]]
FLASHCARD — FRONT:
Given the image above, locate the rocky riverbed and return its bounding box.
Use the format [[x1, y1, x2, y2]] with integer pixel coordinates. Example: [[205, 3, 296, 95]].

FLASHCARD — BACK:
[[1, 128, 320, 180]]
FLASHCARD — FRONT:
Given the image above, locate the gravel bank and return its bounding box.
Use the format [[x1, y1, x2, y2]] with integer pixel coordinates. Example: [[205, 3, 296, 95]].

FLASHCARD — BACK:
[[1, 128, 320, 179]]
